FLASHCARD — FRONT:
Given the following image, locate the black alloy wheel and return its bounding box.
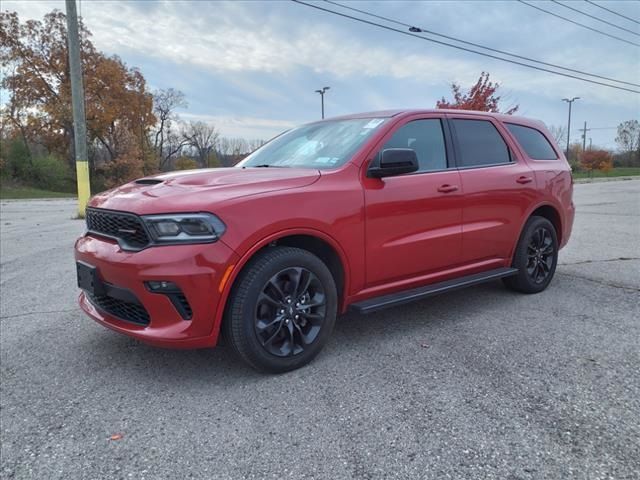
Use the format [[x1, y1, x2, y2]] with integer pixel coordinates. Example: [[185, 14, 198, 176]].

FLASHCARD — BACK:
[[503, 216, 558, 294], [526, 226, 555, 284], [224, 246, 337, 373], [254, 267, 327, 357]]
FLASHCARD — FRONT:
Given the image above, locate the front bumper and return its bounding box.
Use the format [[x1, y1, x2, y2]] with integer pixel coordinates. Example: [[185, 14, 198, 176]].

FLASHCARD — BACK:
[[75, 234, 239, 348]]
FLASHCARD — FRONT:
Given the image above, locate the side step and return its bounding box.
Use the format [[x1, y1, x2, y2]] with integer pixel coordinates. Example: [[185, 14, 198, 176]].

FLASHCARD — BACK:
[[350, 267, 518, 314]]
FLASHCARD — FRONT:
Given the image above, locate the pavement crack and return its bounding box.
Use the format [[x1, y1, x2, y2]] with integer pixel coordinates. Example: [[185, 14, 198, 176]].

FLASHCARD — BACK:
[[575, 211, 639, 217], [0, 309, 77, 320], [560, 257, 640, 266], [557, 272, 640, 292]]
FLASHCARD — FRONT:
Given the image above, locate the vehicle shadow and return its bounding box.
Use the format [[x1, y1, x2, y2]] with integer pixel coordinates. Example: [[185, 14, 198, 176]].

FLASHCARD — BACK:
[[82, 280, 519, 385]]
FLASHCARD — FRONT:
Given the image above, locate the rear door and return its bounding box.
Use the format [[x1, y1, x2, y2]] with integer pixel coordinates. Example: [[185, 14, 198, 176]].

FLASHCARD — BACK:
[[448, 115, 536, 266], [363, 115, 464, 287]]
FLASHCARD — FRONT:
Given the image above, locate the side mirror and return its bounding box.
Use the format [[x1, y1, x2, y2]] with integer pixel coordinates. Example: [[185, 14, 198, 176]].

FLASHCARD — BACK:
[[368, 148, 419, 178]]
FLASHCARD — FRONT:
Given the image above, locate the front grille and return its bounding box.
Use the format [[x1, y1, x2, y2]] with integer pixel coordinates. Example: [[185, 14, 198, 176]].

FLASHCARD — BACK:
[[87, 293, 150, 326], [86, 208, 150, 250]]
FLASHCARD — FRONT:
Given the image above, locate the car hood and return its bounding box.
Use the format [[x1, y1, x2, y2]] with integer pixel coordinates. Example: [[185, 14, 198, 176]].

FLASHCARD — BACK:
[[89, 167, 321, 215]]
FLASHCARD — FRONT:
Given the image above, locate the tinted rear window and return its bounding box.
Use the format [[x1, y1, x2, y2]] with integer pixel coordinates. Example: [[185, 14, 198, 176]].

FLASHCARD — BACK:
[[506, 123, 557, 160], [452, 119, 511, 167]]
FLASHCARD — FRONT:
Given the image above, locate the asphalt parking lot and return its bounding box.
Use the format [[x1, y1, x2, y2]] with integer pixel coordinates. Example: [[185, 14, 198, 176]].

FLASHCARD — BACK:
[[1, 179, 639, 480]]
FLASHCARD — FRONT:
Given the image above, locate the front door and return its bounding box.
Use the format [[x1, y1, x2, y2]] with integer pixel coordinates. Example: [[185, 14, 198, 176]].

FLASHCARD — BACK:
[[363, 116, 464, 287]]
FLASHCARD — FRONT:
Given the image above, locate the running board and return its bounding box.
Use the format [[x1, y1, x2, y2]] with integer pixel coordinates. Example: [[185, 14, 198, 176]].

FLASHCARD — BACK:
[[350, 267, 518, 314]]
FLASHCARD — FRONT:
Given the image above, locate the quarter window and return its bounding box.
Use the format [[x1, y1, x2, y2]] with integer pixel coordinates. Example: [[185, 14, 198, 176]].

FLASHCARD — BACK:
[[506, 123, 558, 160], [382, 119, 448, 172], [452, 119, 511, 167]]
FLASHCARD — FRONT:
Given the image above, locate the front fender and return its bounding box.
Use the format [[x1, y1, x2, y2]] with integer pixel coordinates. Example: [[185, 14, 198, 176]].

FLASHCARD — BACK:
[[210, 227, 353, 341]]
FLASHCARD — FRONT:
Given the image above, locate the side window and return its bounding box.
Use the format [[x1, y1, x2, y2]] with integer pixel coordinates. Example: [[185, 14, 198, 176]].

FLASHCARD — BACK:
[[505, 123, 558, 160], [452, 119, 511, 167], [382, 119, 447, 172]]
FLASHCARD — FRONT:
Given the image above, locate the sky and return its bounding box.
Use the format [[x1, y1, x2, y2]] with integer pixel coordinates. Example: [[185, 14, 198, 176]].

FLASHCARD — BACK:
[[4, 0, 640, 149]]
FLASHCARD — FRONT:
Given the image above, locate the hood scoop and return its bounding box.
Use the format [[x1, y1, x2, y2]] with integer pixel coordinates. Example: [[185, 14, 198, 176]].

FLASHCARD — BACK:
[[135, 178, 164, 185]]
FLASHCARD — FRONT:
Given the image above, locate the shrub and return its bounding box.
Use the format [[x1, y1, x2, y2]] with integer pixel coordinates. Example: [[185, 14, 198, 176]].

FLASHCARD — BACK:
[[174, 157, 199, 170], [206, 152, 221, 168], [4, 138, 32, 179], [580, 150, 613, 175], [0, 156, 8, 180], [29, 154, 74, 191], [90, 170, 108, 194], [102, 154, 145, 189]]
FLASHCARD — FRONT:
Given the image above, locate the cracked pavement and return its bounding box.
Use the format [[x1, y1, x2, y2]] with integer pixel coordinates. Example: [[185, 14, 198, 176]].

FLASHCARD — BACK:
[[1, 179, 639, 479]]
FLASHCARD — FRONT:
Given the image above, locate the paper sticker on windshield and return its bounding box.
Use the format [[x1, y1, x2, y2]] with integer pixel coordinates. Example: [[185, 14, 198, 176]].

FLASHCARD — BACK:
[[363, 119, 384, 129]]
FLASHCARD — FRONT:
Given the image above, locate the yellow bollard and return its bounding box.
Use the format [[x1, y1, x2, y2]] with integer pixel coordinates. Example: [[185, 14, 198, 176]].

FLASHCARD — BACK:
[[76, 160, 91, 218]]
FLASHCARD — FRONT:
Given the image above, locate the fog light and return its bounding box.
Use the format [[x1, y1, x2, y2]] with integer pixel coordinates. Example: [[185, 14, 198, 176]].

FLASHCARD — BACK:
[[146, 280, 180, 293]]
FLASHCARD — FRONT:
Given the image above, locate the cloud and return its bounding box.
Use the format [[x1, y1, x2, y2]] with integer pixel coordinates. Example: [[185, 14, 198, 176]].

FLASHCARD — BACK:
[[180, 113, 295, 139], [7, 1, 637, 99], [81, 1, 638, 105], [4, 0, 638, 144]]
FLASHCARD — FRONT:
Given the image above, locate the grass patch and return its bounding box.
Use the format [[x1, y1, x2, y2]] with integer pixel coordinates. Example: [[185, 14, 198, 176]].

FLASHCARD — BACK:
[[0, 184, 75, 200], [572, 167, 640, 179]]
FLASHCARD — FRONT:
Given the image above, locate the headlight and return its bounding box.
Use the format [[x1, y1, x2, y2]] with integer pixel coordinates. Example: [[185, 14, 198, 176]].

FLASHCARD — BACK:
[[142, 213, 226, 245]]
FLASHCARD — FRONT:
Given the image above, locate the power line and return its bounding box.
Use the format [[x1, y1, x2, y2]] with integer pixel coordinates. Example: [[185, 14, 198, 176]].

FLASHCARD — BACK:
[[551, 0, 640, 37], [518, 0, 640, 47], [584, 0, 640, 26], [291, 0, 640, 94], [325, 0, 639, 88]]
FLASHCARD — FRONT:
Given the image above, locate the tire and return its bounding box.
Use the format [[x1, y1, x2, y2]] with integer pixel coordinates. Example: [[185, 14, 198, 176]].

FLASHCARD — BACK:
[[503, 216, 558, 294], [222, 246, 338, 373]]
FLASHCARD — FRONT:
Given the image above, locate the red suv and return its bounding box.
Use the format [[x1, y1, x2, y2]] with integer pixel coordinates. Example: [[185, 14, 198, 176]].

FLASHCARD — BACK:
[[75, 109, 574, 372]]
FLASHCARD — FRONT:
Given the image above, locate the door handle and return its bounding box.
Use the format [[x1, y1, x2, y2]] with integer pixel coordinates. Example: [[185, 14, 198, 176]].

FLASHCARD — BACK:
[[437, 184, 459, 193], [516, 176, 533, 184]]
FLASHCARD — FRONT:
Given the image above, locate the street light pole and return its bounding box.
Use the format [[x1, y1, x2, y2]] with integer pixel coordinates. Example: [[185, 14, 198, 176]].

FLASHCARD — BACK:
[[315, 86, 330, 119], [561, 97, 580, 159]]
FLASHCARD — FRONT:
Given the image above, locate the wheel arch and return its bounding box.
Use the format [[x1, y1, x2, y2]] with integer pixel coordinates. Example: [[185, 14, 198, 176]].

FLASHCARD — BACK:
[[509, 203, 563, 263], [529, 204, 563, 245], [212, 228, 350, 342]]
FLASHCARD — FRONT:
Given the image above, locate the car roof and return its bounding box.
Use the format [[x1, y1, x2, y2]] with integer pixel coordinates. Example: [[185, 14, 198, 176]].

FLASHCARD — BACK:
[[325, 109, 546, 130]]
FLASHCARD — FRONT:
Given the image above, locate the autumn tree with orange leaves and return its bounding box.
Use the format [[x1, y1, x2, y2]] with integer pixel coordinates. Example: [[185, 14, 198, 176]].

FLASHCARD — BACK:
[[0, 10, 156, 188], [436, 72, 518, 114]]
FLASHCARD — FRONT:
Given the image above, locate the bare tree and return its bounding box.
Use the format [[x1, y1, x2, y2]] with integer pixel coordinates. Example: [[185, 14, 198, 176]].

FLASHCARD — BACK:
[[183, 121, 220, 167], [548, 125, 567, 150], [247, 138, 266, 153], [220, 137, 250, 162], [615, 120, 640, 165], [152, 88, 187, 168], [160, 122, 190, 170]]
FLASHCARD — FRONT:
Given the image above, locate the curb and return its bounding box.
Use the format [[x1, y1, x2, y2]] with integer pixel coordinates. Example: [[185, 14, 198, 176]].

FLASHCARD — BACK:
[[573, 176, 640, 184]]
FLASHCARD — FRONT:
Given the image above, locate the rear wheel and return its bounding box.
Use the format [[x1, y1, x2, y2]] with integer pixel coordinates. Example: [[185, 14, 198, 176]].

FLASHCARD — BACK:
[[503, 216, 558, 294], [223, 246, 337, 373]]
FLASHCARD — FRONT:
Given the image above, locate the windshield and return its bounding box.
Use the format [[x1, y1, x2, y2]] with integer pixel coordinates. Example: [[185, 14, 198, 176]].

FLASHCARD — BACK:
[[237, 118, 387, 169]]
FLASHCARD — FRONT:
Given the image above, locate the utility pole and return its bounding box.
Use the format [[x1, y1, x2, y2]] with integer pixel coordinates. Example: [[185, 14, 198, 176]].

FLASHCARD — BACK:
[[580, 121, 590, 152], [65, 0, 90, 217], [561, 97, 580, 159], [315, 86, 330, 119]]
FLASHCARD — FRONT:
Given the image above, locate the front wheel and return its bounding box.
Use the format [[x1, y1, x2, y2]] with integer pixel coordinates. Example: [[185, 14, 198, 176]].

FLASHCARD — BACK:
[[223, 246, 337, 373], [503, 216, 558, 294]]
